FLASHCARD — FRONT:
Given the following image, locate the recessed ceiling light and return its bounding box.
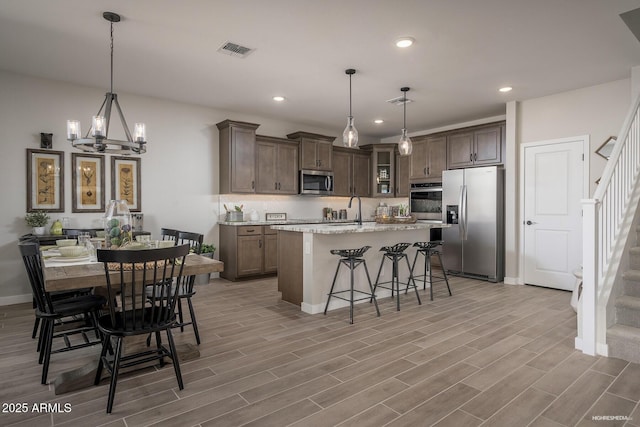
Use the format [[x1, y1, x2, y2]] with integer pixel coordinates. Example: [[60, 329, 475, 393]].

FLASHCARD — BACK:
[[272, 96, 286, 102], [374, 119, 384, 124], [395, 37, 415, 48], [499, 86, 513, 93]]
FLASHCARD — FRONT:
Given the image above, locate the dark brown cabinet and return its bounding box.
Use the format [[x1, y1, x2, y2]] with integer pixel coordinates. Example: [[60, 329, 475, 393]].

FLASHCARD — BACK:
[[361, 144, 403, 197], [410, 135, 447, 181], [332, 147, 371, 197], [447, 123, 503, 169], [220, 225, 277, 281], [395, 153, 410, 197], [217, 120, 260, 193], [287, 131, 334, 171], [255, 135, 299, 195]]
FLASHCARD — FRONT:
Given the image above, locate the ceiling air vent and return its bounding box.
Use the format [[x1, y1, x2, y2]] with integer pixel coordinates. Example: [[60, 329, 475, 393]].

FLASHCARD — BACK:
[[386, 96, 414, 106], [217, 41, 255, 58]]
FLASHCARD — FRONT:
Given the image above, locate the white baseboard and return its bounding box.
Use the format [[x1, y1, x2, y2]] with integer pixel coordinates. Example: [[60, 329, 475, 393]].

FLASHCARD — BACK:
[[0, 294, 32, 306], [597, 343, 609, 357], [575, 336, 583, 351], [504, 276, 523, 285]]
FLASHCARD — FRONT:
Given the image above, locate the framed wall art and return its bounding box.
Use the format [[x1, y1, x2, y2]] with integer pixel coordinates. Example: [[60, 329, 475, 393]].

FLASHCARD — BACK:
[[27, 149, 64, 212], [596, 136, 616, 160], [111, 156, 141, 211], [72, 153, 105, 213]]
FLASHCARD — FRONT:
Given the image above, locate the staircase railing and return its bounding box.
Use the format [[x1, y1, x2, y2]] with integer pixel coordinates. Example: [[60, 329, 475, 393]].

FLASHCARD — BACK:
[[581, 93, 640, 355]]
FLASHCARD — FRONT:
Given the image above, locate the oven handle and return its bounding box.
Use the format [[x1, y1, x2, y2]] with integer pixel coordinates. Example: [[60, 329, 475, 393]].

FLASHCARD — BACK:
[[410, 188, 442, 193]]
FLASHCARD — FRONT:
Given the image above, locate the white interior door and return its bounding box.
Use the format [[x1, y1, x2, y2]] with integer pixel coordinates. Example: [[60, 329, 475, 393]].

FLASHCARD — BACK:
[[522, 138, 586, 290]]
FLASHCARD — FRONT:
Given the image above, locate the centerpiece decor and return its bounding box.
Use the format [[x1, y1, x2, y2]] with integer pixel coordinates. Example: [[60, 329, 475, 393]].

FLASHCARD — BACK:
[[25, 210, 50, 235], [104, 200, 132, 248]]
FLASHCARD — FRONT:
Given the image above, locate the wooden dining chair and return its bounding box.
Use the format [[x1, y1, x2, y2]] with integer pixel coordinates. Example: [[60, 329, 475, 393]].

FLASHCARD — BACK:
[[175, 231, 204, 344], [94, 244, 190, 413], [19, 241, 105, 385]]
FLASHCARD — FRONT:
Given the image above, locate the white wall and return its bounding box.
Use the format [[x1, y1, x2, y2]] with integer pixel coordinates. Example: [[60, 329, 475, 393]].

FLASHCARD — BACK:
[[0, 70, 357, 303]]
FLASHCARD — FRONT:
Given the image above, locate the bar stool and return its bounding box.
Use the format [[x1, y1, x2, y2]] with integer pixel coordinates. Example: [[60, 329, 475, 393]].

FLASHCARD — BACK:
[[411, 241, 452, 301], [372, 243, 421, 311], [324, 246, 380, 324]]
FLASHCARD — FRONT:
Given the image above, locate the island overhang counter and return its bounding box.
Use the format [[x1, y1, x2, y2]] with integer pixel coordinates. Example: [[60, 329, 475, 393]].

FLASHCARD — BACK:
[[270, 222, 449, 314]]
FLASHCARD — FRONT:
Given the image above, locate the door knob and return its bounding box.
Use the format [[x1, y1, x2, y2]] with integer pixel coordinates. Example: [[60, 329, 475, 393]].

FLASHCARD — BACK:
[[525, 220, 537, 225]]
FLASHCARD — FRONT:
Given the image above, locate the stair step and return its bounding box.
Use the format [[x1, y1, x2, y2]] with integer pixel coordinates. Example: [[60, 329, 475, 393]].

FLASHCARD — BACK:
[[615, 295, 640, 327], [622, 270, 640, 297], [630, 247, 640, 270], [607, 324, 640, 364]]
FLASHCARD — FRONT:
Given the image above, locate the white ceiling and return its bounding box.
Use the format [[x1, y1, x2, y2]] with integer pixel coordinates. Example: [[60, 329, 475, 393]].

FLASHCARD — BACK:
[[2, 0, 640, 139]]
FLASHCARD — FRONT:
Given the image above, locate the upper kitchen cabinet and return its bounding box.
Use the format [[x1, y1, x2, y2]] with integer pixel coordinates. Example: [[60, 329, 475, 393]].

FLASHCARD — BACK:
[[287, 131, 335, 171], [217, 120, 260, 193], [447, 122, 504, 169], [410, 135, 446, 182], [255, 135, 299, 195], [362, 144, 398, 198], [395, 153, 410, 197], [332, 147, 371, 197]]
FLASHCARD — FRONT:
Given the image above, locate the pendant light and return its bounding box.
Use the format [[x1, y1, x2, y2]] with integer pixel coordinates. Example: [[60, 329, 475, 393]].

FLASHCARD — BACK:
[[67, 12, 146, 155], [342, 68, 359, 148], [398, 87, 413, 156]]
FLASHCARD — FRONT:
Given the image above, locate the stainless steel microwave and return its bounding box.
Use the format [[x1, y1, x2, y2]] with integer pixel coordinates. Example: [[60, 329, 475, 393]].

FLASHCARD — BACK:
[[410, 182, 443, 220], [299, 169, 334, 195]]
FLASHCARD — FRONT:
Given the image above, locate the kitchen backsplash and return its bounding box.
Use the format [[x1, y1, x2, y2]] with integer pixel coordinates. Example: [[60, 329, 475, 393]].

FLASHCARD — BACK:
[[218, 194, 408, 223]]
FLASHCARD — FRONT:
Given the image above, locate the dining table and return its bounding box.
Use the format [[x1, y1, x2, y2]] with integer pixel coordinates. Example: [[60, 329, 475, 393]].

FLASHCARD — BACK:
[[40, 247, 224, 394]]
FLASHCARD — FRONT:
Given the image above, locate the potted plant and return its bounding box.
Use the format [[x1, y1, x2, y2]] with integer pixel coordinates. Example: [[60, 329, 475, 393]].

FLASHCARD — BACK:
[[195, 243, 216, 285], [25, 211, 50, 235]]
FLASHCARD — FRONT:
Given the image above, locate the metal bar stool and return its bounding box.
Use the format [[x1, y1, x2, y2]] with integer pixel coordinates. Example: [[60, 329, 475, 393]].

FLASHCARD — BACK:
[[371, 243, 421, 311], [411, 240, 452, 301], [324, 246, 380, 324]]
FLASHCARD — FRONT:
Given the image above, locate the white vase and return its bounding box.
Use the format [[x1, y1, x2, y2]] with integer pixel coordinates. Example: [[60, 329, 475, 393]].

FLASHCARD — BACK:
[[33, 226, 46, 236]]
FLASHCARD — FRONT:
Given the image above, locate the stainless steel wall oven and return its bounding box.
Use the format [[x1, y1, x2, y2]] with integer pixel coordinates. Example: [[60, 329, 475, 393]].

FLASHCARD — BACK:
[[410, 182, 443, 220]]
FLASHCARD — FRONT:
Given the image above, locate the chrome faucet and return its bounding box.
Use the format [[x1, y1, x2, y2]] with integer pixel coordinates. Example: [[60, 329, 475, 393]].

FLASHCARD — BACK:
[[348, 195, 362, 225]]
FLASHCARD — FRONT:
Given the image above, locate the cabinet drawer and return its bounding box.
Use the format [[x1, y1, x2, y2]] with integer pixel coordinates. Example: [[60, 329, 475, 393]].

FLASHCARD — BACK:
[[264, 226, 277, 235], [237, 226, 263, 236]]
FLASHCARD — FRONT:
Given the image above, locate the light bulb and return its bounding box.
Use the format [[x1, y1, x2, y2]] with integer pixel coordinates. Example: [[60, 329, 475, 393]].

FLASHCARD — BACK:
[[398, 129, 413, 156], [67, 120, 80, 141], [343, 116, 359, 148]]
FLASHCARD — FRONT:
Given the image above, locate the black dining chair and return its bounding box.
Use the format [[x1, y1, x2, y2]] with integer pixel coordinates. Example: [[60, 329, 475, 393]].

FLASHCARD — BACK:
[[160, 228, 180, 244], [19, 241, 105, 385], [174, 231, 203, 344], [94, 244, 190, 413]]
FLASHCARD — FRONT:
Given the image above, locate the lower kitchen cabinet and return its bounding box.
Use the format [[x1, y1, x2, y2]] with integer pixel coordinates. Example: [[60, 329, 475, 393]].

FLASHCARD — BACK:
[[220, 225, 277, 280]]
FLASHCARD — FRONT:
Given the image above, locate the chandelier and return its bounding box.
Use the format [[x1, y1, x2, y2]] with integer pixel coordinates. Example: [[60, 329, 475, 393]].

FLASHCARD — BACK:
[[67, 12, 146, 155]]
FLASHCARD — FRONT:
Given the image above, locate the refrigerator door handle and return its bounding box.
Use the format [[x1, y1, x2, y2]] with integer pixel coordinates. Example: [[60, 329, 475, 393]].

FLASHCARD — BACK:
[[461, 184, 468, 240], [457, 185, 464, 239]]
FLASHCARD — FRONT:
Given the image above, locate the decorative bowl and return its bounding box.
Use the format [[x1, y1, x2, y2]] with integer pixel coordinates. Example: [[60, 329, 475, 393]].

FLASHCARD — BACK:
[[58, 246, 88, 257], [56, 239, 77, 247]]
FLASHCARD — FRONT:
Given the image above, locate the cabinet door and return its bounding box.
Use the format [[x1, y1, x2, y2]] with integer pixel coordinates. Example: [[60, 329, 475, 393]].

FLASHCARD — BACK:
[[255, 141, 277, 193], [316, 140, 333, 170], [352, 152, 371, 197], [447, 132, 474, 169], [263, 233, 278, 273], [299, 139, 318, 170], [230, 127, 256, 192], [410, 138, 428, 180], [332, 150, 352, 196], [395, 154, 410, 197], [427, 136, 447, 179], [276, 143, 299, 194], [373, 148, 394, 197], [473, 126, 502, 165], [237, 235, 263, 276]]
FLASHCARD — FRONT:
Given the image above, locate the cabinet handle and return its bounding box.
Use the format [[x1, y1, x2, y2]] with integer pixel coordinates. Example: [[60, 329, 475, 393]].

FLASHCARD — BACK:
[[427, 167, 430, 175], [424, 167, 426, 175], [275, 182, 278, 190], [474, 153, 477, 161], [246, 229, 255, 233], [470, 153, 473, 161], [259, 239, 262, 248], [252, 180, 255, 189]]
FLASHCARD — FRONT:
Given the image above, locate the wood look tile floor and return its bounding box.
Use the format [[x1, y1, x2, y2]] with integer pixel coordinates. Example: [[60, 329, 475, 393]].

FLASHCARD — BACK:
[[1, 276, 639, 426]]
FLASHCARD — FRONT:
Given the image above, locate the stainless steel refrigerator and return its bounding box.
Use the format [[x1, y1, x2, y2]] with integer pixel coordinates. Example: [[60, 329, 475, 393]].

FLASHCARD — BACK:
[[441, 166, 504, 282]]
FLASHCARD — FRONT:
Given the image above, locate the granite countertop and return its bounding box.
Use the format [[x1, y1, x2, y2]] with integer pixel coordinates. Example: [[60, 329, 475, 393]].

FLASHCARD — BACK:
[[270, 221, 448, 234], [218, 219, 368, 226]]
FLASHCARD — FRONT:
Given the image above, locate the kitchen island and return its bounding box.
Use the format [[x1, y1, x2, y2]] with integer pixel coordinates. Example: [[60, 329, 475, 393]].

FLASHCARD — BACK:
[[271, 222, 448, 314]]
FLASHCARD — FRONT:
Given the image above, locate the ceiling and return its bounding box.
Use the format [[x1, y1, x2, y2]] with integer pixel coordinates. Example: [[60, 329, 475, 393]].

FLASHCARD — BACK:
[[2, 0, 640, 139]]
